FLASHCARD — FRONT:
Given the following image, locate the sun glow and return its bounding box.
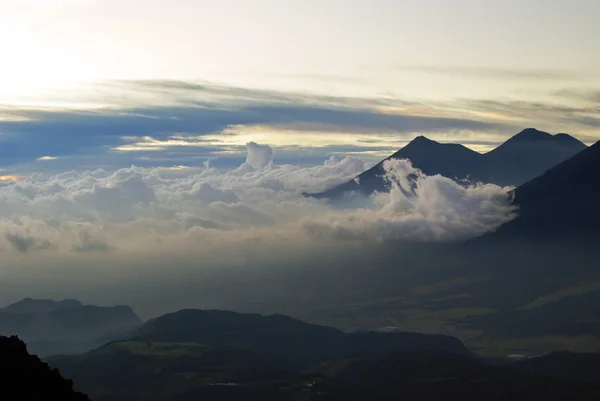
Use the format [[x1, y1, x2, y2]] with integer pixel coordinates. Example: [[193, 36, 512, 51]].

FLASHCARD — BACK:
[[0, 14, 106, 105], [0, 175, 24, 182]]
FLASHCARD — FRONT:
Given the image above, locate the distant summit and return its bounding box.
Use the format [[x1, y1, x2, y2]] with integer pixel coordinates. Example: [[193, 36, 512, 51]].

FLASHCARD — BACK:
[[508, 127, 553, 141], [482, 128, 587, 186], [2, 298, 83, 314], [506, 128, 582, 146], [0, 299, 143, 356], [308, 135, 482, 199], [554, 133, 584, 145], [410, 135, 435, 144], [308, 128, 587, 199]]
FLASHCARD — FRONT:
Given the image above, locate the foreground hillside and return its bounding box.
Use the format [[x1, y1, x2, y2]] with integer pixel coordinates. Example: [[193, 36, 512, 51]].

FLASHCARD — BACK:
[[0, 335, 90, 401]]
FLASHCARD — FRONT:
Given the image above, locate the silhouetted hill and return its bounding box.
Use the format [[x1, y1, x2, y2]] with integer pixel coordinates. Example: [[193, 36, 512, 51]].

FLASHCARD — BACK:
[[0, 300, 143, 356], [308, 128, 586, 199], [0, 335, 90, 401], [308, 135, 482, 199], [2, 298, 83, 314], [482, 128, 587, 186], [481, 140, 600, 242], [135, 309, 469, 368]]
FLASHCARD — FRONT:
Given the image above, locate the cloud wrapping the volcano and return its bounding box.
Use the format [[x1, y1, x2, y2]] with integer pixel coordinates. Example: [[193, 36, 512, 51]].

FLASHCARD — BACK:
[[0, 142, 515, 256], [302, 159, 516, 241]]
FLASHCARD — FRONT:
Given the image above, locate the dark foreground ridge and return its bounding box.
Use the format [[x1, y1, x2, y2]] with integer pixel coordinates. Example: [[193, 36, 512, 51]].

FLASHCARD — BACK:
[[0, 335, 90, 401]]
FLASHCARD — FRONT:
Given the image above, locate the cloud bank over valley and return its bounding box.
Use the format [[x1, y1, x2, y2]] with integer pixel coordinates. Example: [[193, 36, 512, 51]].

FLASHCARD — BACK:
[[0, 142, 515, 256]]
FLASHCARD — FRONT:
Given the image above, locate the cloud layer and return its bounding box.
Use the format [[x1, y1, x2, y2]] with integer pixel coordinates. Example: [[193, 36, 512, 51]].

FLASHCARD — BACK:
[[0, 79, 520, 172], [0, 143, 515, 258], [2, 79, 598, 176], [302, 159, 515, 242]]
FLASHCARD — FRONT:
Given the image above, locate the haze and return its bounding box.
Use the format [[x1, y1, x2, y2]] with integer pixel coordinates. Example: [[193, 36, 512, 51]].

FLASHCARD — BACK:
[[0, 0, 599, 320]]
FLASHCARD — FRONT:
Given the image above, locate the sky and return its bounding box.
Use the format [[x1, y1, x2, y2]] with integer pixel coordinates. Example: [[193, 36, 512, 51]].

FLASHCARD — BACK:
[[1, 0, 599, 175], [0, 0, 598, 312]]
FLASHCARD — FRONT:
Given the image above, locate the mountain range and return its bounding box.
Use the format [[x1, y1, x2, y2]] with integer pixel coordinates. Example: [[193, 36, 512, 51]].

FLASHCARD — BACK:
[[0, 298, 142, 356], [308, 128, 587, 199], [7, 128, 600, 400]]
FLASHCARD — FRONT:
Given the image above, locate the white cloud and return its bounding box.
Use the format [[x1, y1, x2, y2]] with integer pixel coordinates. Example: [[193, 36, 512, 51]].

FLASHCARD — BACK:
[[36, 156, 57, 161], [244, 141, 274, 169], [0, 143, 515, 257], [302, 159, 515, 242]]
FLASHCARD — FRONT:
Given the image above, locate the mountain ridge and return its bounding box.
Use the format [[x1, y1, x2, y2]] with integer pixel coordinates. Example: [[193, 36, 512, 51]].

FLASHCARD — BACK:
[[134, 308, 470, 368], [477, 140, 600, 242], [308, 128, 587, 199], [0, 299, 143, 356], [2, 298, 84, 314], [309, 134, 483, 199]]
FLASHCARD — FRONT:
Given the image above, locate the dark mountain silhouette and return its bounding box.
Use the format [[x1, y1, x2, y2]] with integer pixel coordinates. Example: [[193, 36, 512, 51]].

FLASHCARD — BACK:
[[480, 140, 600, 242], [0, 299, 143, 356], [0, 335, 90, 401], [308, 135, 483, 199], [134, 309, 469, 368], [2, 298, 83, 314], [482, 128, 587, 186], [308, 128, 586, 200]]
